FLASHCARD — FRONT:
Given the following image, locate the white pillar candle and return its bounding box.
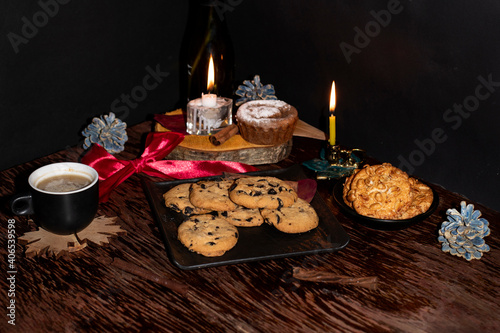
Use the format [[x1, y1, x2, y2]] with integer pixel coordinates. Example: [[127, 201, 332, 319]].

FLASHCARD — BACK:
[[201, 93, 217, 107]]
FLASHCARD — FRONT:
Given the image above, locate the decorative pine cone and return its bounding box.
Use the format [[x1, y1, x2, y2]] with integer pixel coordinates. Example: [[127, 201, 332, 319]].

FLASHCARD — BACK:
[[82, 112, 128, 154], [438, 201, 490, 261], [235, 75, 277, 106]]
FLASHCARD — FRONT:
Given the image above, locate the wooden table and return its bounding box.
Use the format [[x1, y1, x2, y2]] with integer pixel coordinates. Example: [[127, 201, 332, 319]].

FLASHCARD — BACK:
[[1, 121, 499, 333]]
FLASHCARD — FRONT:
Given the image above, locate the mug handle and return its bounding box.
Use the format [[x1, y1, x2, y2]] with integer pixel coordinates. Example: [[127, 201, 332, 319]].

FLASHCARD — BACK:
[[10, 192, 34, 215]]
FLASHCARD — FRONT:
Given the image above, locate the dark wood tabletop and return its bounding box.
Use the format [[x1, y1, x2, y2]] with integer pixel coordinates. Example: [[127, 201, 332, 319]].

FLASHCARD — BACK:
[[1, 121, 499, 333]]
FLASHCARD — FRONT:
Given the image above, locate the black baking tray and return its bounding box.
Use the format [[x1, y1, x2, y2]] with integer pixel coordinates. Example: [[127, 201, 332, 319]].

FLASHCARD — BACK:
[[142, 165, 350, 270]]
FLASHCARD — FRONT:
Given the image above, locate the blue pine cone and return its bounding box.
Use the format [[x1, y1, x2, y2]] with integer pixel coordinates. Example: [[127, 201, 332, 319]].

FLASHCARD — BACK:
[[82, 112, 128, 154], [235, 75, 277, 106], [438, 201, 490, 261]]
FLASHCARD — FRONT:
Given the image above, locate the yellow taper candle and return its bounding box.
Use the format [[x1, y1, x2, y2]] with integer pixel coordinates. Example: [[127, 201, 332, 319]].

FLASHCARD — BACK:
[[329, 81, 336, 146]]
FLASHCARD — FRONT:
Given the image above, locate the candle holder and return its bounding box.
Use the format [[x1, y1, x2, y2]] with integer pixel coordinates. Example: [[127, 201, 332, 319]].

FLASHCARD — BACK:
[[186, 97, 233, 135], [325, 143, 365, 168], [303, 142, 366, 180]]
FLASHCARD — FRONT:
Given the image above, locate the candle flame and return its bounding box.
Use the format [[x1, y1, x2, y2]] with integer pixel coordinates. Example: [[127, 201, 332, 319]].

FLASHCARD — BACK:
[[207, 55, 215, 92], [329, 81, 336, 114]]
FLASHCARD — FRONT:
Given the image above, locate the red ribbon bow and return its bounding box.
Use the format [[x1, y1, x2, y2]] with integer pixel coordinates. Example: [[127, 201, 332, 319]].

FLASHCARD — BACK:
[[81, 131, 258, 202]]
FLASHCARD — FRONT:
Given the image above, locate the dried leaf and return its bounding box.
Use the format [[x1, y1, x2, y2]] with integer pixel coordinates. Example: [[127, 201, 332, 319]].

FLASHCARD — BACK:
[[18, 216, 126, 259]]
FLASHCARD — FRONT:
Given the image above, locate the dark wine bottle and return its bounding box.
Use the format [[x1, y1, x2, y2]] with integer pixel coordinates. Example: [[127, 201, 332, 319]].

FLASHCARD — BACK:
[[180, 0, 235, 102]]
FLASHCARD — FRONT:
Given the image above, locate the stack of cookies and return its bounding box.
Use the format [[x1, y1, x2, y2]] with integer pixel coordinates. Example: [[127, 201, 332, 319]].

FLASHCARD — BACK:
[[163, 176, 319, 257], [342, 163, 434, 220]]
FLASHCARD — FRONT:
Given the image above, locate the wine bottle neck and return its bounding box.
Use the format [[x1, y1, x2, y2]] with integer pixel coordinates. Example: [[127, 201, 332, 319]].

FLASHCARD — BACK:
[[183, 0, 235, 101], [188, 0, 228, 28]]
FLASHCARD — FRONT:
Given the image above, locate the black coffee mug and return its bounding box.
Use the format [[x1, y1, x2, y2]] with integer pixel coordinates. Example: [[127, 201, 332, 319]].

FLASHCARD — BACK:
[[10, 162, 99, 235]]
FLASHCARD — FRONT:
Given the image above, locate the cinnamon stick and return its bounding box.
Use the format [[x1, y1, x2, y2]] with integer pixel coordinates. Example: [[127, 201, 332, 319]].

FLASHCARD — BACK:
[[292, 267, 378, 290], [209, 124, 239, 146]]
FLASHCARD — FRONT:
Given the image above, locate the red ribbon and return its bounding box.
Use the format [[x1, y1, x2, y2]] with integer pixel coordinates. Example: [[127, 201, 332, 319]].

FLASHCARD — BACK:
[[153, 114, 188, 135], [81, 131, 258, 202]]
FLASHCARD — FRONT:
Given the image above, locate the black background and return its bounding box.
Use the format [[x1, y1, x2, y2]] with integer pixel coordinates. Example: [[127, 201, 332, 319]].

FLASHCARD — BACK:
[[1, 0, 499, 212]]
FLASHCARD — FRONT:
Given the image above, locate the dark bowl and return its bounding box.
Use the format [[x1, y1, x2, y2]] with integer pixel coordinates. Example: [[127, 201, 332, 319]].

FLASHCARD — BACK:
[[333, 178, 439, 231]]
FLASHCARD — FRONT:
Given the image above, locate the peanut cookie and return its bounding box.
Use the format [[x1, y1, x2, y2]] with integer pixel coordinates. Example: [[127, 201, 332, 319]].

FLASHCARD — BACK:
[[189, 179, 237, 212], [399, 178, 434, 219], [177, 214, 239, 257], [343, 163, 412, 219], [229, 176, 297, 209], [342, 168, 360, 209], [163, 183, 211, 216], [261, 198, 319, 233], [218, 206, 264, 227]]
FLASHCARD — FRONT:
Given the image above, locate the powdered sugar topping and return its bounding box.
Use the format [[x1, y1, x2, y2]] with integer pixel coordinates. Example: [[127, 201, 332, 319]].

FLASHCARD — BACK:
[[247, 106, 281, 119], [236, 100, 296, 125]]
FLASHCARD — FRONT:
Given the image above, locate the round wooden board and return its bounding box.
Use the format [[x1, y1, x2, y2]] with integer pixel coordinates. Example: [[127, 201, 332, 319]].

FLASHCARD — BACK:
[[155, 112, 292, 165], [167, 139, 292, 165]]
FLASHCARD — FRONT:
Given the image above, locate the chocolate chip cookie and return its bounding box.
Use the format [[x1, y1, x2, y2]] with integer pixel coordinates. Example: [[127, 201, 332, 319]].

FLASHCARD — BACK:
[[189, 179, 237, 212], [163, 183, 211, 216], [228, 176, 297, 209], [177, 214, 239, 257], [261, 198, 319, 233], [218, 206, 264, 227]]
